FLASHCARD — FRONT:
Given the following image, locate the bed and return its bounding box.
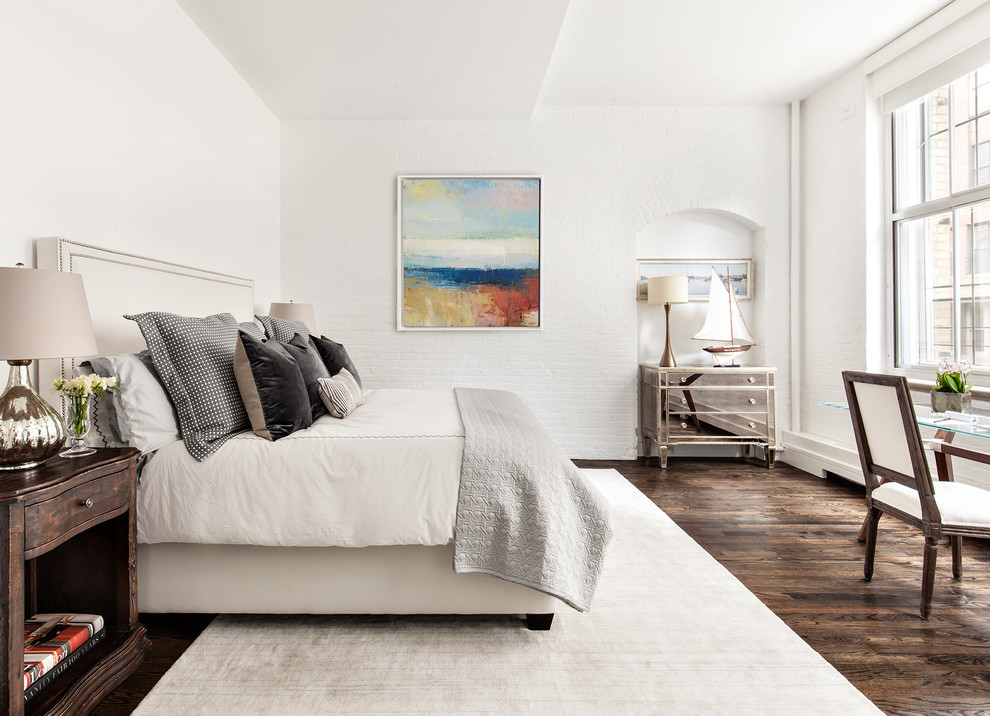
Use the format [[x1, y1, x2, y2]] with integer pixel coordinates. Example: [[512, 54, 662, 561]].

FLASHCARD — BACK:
[[37, 238, 610, 629]]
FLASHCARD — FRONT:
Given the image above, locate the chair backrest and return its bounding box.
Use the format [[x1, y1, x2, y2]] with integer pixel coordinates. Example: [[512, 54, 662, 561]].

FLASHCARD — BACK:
[[841, 371, 939, 523]]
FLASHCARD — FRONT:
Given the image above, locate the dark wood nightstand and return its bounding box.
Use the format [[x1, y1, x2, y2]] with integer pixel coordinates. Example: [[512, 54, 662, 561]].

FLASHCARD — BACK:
[[0, 448, 150, 716]]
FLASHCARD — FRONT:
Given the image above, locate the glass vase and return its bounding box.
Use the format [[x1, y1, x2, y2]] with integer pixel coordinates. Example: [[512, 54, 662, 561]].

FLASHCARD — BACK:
[[60, 394, 95, 458]]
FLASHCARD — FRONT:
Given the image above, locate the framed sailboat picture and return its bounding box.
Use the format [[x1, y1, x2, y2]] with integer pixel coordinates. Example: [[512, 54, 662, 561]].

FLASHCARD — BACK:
[[636, 259, 752, 301]]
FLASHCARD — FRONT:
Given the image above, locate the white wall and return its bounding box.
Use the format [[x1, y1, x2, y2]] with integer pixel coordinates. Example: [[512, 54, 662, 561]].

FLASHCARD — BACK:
[[796, 66, 885, 448], [281, 106, 791, 459], [0, 1, 281, 310], [790, 64, 990, 489]]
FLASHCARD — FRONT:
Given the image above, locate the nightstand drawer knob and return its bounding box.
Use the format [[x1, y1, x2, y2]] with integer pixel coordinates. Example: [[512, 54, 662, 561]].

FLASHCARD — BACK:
[[747, 377, 756, 383], [680, 397, 687, 404], [748, 398, 756, 405], [748, 422, 756, 429], [680, 377, 686, 384], [81, 498, 94, 508]]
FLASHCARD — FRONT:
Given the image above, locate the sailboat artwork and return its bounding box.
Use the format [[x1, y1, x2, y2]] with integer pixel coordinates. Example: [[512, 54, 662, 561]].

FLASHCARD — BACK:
[[693, 267, 755, 366]]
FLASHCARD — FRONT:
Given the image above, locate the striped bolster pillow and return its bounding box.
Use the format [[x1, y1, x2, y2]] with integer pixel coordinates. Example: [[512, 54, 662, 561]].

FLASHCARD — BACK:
[[317, 368, 365, 418]]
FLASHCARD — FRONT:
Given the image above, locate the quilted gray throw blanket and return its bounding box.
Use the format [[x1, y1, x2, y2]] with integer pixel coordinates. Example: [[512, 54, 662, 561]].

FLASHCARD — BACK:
[[453, 388, 613, 612]]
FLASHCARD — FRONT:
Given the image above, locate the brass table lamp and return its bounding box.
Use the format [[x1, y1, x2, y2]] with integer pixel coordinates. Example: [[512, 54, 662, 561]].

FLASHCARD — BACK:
[[648, 276, 689, 367]]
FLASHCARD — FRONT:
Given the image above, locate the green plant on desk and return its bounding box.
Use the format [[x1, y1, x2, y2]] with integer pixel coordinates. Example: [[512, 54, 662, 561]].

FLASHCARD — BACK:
[[933, 358, 973, 394], [932, 359, 973, 415]]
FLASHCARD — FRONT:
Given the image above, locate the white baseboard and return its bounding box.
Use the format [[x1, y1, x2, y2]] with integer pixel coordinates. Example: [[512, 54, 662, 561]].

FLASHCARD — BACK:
[[780, 430, 990, 491], [780, 431, 864, 486]]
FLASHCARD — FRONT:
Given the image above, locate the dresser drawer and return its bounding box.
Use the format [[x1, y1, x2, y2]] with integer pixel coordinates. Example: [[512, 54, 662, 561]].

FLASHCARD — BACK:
[[24, 470, 130, 552], [687, 390, 770, 414], [662, 371, 773, 389]]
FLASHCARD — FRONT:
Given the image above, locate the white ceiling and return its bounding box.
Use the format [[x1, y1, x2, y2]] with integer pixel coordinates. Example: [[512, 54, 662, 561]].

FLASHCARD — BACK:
[[175, 0, 951, 120]]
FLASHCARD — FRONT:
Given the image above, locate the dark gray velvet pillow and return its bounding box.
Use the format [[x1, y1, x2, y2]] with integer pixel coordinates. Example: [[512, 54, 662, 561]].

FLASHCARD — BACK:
[[255, 314, 309, 343], [125, 312, 248, 461], [233, 330, 312, 441], [309, 335, 362, 388], [280, 333, 330, 421]]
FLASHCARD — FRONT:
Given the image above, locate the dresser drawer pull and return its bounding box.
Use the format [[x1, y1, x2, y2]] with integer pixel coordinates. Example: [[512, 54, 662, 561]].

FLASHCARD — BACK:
[[748, 398, 756, 405], [748, 422, 757, 429], [747, 377, 756, 383], [680, 397, 687, 404], [81, 498, 94, 508], [680, 422, 688, 429], [680, 377, 686, 383]]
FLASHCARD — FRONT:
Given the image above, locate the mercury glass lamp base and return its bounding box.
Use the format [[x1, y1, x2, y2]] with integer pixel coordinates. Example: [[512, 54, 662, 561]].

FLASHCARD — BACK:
[[0, 361, 67, 470]]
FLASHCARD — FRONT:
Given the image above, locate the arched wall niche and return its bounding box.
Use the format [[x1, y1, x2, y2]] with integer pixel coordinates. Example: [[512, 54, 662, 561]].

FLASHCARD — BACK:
[[636, 209, 766, 368]]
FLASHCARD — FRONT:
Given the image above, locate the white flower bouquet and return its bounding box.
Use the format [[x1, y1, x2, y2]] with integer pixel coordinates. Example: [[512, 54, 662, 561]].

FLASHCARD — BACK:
[[52, 374, 119, 442], [933, 358, 973, 394]]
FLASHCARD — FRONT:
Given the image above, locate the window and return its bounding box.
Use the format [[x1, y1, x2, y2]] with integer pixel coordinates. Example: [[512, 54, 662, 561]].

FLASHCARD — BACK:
[[893, 63, 990, 373]]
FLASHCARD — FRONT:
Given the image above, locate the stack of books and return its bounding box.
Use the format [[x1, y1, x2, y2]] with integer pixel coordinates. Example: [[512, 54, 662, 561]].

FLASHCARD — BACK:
[[23, 614, 105, 702]]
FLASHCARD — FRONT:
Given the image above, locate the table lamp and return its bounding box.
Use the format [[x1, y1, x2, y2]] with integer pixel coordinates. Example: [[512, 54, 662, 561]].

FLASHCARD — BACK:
[[268, 301, 318, 334], [0, 265, 98, 470], [648, 276, 689, 367]]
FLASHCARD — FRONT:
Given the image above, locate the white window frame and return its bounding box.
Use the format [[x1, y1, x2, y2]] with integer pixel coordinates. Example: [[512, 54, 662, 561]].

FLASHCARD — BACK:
[[884, 77, 990, 386]]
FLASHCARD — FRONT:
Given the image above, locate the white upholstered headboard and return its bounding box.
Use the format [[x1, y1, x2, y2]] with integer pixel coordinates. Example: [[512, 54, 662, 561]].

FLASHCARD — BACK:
[[36, 237, 255, 401]]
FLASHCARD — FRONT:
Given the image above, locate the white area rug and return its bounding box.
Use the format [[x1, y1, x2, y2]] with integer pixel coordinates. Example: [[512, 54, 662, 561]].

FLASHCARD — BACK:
[[134, 470, 880, 714]]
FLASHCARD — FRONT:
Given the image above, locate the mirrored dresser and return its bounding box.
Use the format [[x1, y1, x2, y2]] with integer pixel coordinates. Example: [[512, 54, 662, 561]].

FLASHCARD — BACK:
[[639, 365, 777, 469]]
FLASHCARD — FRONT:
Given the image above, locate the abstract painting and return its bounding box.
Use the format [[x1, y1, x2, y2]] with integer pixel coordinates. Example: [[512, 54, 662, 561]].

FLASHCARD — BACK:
[[636, 259, 752, 301], [398, 176, 541, 329]]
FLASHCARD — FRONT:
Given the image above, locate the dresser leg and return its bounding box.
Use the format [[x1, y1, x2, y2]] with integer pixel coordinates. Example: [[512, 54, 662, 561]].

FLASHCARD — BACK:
[[766, 448, 775, 469], [659, 446, 669, 469]]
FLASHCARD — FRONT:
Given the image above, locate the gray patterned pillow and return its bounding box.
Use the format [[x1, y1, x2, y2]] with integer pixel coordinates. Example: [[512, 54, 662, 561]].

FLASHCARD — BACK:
[[125, 312, 248, 461], [239, 321, 265, 341], [256, 314, 309, 343]]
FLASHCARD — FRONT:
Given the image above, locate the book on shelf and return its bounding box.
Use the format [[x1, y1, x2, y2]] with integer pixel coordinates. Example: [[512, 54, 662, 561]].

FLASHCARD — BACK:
[[23, 613, 106, 702]]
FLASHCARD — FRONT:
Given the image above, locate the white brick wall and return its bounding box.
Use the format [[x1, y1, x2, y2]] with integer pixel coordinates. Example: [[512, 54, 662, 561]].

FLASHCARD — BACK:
[[281, 106, 791, 459]]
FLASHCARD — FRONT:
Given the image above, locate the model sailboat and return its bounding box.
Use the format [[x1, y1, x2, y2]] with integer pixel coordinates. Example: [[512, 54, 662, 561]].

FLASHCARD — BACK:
[[693, 268, 755, 366]]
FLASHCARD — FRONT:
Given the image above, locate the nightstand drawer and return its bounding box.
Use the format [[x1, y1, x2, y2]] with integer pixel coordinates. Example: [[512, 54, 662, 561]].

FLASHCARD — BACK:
[[24, 470, 130, 552]]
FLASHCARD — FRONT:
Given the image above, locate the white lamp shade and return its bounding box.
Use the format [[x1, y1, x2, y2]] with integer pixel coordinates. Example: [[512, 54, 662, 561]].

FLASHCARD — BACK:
[[0, 267, 98, 360], [269, 301, 318, 334], [647, 276, 689, 305]]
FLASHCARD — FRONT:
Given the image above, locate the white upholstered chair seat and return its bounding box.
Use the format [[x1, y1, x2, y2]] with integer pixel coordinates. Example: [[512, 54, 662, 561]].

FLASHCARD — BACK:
[[873, 481, 990, 528]]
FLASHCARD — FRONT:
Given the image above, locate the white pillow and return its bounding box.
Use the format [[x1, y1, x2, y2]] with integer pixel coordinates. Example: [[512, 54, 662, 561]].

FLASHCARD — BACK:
[[317, 368, 365, 419], [83, 352, 181, 454]]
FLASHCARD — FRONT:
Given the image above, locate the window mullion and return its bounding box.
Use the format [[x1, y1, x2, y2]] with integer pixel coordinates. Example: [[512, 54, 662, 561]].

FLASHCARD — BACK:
[[952, 210, 962, 359]]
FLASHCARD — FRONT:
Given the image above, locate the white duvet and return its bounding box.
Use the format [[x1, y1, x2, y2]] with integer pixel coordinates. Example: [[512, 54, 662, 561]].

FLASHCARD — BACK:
[[137, 389, 465, 548]]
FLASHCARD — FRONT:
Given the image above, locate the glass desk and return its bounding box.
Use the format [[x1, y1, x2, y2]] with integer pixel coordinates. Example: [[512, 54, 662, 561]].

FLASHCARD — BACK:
[[823, 401, 990, 540], [821, 401, 990, 442]]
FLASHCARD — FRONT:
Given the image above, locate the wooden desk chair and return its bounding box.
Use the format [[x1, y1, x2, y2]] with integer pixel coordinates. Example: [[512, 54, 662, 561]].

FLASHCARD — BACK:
[[842, 371, 990, 618]]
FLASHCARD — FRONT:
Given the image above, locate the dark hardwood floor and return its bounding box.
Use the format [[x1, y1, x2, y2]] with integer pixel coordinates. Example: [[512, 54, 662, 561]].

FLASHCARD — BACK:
[[91, 458, 990, 715]]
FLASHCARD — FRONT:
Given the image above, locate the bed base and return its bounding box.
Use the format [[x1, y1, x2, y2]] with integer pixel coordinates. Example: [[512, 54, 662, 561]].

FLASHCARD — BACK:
[[138, 542, 558, 630]]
